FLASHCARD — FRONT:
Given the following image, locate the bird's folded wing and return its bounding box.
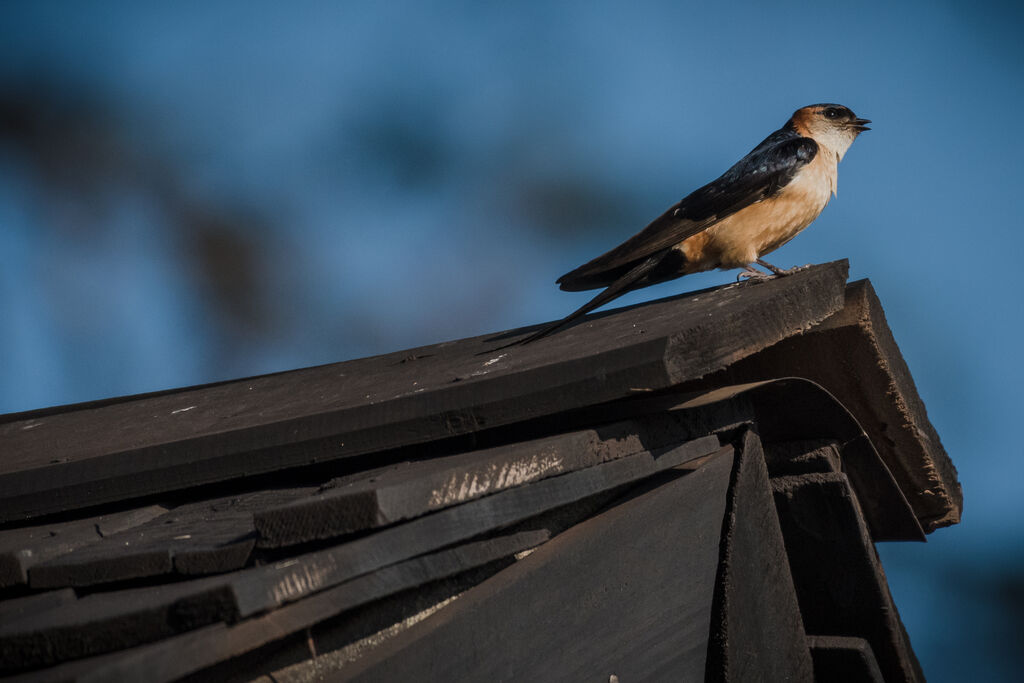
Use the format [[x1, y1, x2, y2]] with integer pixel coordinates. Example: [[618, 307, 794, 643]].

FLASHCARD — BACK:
[[557, 134, 819, 291]]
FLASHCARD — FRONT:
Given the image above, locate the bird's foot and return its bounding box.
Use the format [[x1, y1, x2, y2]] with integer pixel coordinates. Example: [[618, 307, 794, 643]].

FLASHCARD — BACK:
[[755, 259, 804, 276], [737, 265, 773, 281]]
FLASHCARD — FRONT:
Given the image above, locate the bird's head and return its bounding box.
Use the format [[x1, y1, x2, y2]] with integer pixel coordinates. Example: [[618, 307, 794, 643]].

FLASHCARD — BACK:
[[791, 104, 870, 161]]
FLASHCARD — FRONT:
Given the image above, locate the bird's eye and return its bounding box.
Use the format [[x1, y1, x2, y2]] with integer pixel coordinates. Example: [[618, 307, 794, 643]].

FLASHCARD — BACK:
[[824, 108, 839, 119]]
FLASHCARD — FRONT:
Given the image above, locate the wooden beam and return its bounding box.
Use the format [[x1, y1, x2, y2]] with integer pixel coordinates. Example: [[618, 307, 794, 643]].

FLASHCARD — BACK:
[[0, 261, 849, 523]]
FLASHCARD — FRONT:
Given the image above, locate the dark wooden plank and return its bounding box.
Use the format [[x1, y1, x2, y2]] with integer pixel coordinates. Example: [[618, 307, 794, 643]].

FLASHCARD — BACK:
[[0, 575, 237, 672], [337, 448, 738, 682], [680, 278, 960, 531], [0, 505, 168, 588], [807, 635, 885, 683], [705, 429, 813, 683], [230, 439, 729, 618], [28, 516, 249, 589], [0, 261, 849, 523], [771, 473, 925, 683], [29, 489, 315, 588], [0, 440, 724, 671], [255, 417, 722, 548], [32, 530, 549, 683], [0, 589, 76, 625]]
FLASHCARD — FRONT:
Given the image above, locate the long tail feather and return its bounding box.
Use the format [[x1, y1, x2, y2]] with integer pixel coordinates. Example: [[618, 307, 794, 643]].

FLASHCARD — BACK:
[[508, 251, 670, 347]]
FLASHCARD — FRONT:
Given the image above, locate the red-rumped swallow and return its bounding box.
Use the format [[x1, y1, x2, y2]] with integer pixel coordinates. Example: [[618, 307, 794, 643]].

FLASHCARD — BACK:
[[515, 103, 869, 345]]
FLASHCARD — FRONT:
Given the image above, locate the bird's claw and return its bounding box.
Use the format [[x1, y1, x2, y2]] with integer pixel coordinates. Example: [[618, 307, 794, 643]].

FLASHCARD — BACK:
[[737, 266, 773, 282], [755, 259, 808, 277]]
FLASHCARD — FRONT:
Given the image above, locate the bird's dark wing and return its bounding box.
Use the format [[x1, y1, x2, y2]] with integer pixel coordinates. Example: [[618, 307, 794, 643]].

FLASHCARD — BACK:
[[557, 130, 819, 291]]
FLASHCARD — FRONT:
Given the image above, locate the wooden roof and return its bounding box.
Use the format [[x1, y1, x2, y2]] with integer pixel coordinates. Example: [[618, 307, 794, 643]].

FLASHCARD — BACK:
[[0, 260, 958, 681]]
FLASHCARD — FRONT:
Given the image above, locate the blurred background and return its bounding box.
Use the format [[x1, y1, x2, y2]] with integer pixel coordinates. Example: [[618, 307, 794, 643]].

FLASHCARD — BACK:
[[1, 1, 1021, 679]]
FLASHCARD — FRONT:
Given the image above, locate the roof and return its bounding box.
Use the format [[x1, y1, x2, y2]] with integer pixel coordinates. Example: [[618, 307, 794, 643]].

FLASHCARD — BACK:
[[0, 260, 958, 681]]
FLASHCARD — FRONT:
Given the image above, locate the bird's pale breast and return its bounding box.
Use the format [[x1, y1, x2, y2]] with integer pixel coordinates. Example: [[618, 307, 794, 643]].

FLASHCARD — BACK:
[[677, 150, 838, 272]]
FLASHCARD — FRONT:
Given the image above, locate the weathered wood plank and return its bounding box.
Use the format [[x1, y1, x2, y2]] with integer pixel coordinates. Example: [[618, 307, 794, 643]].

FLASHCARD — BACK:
[[255, 418, 721, 548], [0, 505, 168, 588], [771, 472, 925, 683], [0, 589, 76, 625], [807, 635, 885, 683], [705, 429, 813, 683], [682, 278, 960, 531], [231, 439, 728, 618], [29, 516, 249, 589], [336, 449, 737, 682], [29, 489, 314, 588], [7, 531, 549, 683], [0, 440, 724, 670], [0, 575, 237, 671], [0, 261, 849, 523]]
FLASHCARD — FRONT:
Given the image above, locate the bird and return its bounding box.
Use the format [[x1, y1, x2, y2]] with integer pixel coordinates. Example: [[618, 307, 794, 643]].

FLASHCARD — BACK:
[[512, 103, 870, 346]]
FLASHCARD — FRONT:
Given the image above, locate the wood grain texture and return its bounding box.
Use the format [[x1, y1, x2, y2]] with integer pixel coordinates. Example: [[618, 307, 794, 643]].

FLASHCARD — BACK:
[[254, 418, 721, 548], [0, 505, 168, 587], [12, 531, 549, 683], [231, 439, 728, 618], [0, 261, 849, 523], [337, 449, 737, 682], [0, 440, 723, 671], [0, 575, 237, 671], [29, 489, 314, 589]]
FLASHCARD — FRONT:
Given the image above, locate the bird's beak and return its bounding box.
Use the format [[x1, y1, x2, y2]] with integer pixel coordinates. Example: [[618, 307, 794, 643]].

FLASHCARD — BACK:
[[851, 117, 871, 132]]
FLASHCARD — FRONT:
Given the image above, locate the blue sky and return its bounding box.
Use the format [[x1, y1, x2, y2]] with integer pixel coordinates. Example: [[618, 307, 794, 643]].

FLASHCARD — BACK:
[[2, 1, 1022, 678]]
